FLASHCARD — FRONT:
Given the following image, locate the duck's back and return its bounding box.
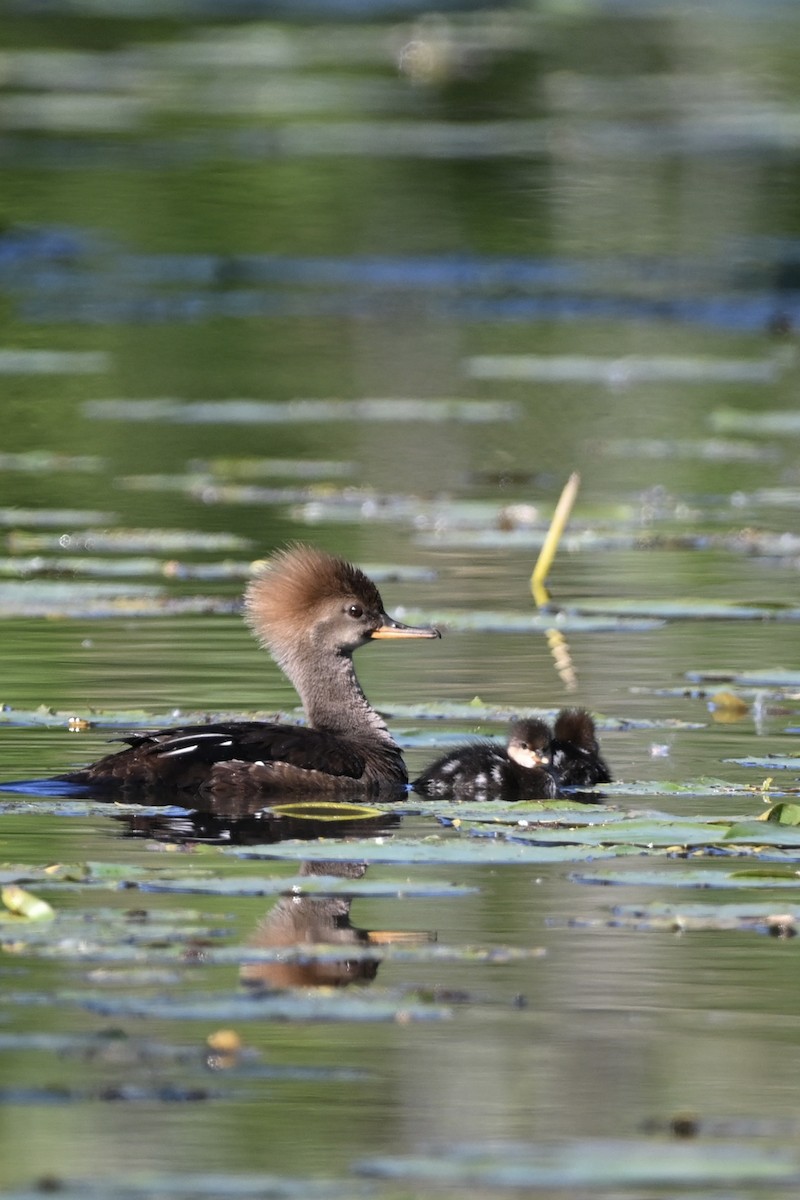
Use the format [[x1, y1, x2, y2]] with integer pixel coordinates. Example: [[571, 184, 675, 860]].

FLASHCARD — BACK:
[[61, 721, 407, 797]]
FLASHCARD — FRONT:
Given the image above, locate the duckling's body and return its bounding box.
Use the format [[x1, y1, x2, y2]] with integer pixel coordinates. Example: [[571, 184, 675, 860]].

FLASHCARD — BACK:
[[60, 546, 439, 798], [548, 708, 611, 788], [412, 718, 557, 801]]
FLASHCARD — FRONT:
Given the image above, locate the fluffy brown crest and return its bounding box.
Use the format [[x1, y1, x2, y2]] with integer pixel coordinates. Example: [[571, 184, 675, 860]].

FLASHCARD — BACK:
[[244, 544, 384, 644], [553, 708, 597, 749]]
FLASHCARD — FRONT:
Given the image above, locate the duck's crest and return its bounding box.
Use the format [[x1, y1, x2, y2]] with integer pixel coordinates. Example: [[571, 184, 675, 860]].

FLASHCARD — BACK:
[[244, 544, 383, 641]]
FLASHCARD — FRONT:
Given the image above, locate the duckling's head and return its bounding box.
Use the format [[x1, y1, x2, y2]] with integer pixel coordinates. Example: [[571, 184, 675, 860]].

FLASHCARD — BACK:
[[553, 707, 598, 750], [244, 544, 439, 669], [507, 718, 552, 770]]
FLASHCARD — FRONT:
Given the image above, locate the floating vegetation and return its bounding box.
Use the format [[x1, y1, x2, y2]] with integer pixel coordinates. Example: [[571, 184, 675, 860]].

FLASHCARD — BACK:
[[596, 437, 779, 463], [571, 866, 800, 889], [0, 1174, 360, 1200], [139, 874, 476, 900], [0, 452, 105, 473], [686, 667, 800, 690], [465, 353, 781, 385], [0, 555, 430, 585], [0, 583, 236, 619], [0, 349, 109, 375], [226, 840, 635, 867], [2, 884, 54, 921], [712, 407, 800, 436], [0, 508, 115, 528], [0, 706, 297, 732], [726, 755, 800, 771], [0, 702, 698, 739], [394, 799, 620, 826], [84, 398, 517, 424], [6, 528, 251, 554], [601, 779, 757, 798], [115, 476, 316, 506], [187, 457, 355, 480], [387, 608, 665, 634], [6, 988, 454, 1024], [562, 900, 800, 936], [0, 556, 255, 580], [568, 598, 800, 622], [356, 1138, 800, 1189], [501, 813, 800, 849]]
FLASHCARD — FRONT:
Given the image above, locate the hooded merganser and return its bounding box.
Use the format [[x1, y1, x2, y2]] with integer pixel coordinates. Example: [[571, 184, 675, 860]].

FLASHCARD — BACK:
[[61, 545, 440, 798], [548, 708, 611, 788], [412, 718, 557, 801]]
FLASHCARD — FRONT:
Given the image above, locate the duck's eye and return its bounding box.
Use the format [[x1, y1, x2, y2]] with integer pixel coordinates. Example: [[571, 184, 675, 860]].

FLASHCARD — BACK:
[[346, 603, 364, 619]]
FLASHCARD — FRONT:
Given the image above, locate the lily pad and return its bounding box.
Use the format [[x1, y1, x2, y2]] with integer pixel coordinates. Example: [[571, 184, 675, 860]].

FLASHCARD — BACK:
[[0, 350, 109, 376], [357, 1137, 800, 1188], [389, 608, 664, 634], [0, 591, 237, 619], [225, 839, 638, 866], [0, 1173, 359, 1200], [392, 800, 618, 826], [726, 756, 800, 770], [504, 813, 800, 849], [0, 556, 255, 581], [7, 529, 251, 554], [138, 874, 476, 899], [711, 406, 800, 436], [188, 457, 355, 480], [686, 668, 800, 688], [0, 452, 105, 473], [597, 437, 778, 463], [601, 778, 756, 798], [467, 353, 780, 384], [570, 865, 800, 888], [0, 508, 115, 528], [570, 597, 798, 621], [3, 988, 453, 1024], [84, 398, 518, 424], [562, 900, 800, 935]]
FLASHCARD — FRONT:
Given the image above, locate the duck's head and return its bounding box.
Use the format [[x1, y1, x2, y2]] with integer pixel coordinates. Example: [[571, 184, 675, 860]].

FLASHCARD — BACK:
[[507, 718, 552, 770], [244, 544, 440, 667]]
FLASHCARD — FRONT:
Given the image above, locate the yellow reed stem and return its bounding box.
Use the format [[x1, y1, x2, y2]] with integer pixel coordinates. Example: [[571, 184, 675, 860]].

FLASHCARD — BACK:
[[531, 471, 581, 607]]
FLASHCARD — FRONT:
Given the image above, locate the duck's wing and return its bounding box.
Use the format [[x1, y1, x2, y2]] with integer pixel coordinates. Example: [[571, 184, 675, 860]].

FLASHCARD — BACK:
[[65, 721, 368, 791]]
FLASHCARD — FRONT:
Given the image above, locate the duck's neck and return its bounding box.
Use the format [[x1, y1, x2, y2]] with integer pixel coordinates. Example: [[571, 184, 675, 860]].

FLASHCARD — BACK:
[[284, 647, 398, 749]]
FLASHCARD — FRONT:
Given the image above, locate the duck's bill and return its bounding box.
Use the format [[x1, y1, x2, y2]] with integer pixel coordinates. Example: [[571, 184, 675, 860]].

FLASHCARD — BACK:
[[372, 616, 441, 639]]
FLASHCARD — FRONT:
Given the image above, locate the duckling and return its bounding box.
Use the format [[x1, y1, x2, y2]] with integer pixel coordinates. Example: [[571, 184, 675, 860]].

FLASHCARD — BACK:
[[548, 708, 611, 788], [412, 718, 557, 801]]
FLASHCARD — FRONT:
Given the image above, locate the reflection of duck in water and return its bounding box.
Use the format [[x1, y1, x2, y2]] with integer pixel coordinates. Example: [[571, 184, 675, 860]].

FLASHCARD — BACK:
[[548, 708, 612, 788], [60, 545, 439, 799], [240, 862, 431, 990], [413, 718, 557, 801], [413, 709, 612, 800]]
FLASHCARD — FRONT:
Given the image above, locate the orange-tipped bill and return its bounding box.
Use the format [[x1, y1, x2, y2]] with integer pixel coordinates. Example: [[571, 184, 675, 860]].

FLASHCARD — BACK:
[[371, 615, 441, 639]]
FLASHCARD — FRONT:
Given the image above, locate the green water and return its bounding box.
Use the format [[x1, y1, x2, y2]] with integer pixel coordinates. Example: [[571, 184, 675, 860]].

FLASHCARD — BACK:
[[2, 3, 800, 1195]]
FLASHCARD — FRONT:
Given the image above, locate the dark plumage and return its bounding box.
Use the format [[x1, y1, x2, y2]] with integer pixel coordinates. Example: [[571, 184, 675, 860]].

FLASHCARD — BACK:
[[548, 708, 612, 788], [412, 718, 557, 801], [60, 545, 440, 798]]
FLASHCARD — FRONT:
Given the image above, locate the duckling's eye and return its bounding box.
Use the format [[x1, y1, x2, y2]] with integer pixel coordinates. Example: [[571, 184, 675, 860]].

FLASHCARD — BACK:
[[346, 603, 364, 619]]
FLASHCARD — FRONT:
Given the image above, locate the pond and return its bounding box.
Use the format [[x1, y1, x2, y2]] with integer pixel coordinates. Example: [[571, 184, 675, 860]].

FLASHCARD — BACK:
[[2, 1, 800, 1195]]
